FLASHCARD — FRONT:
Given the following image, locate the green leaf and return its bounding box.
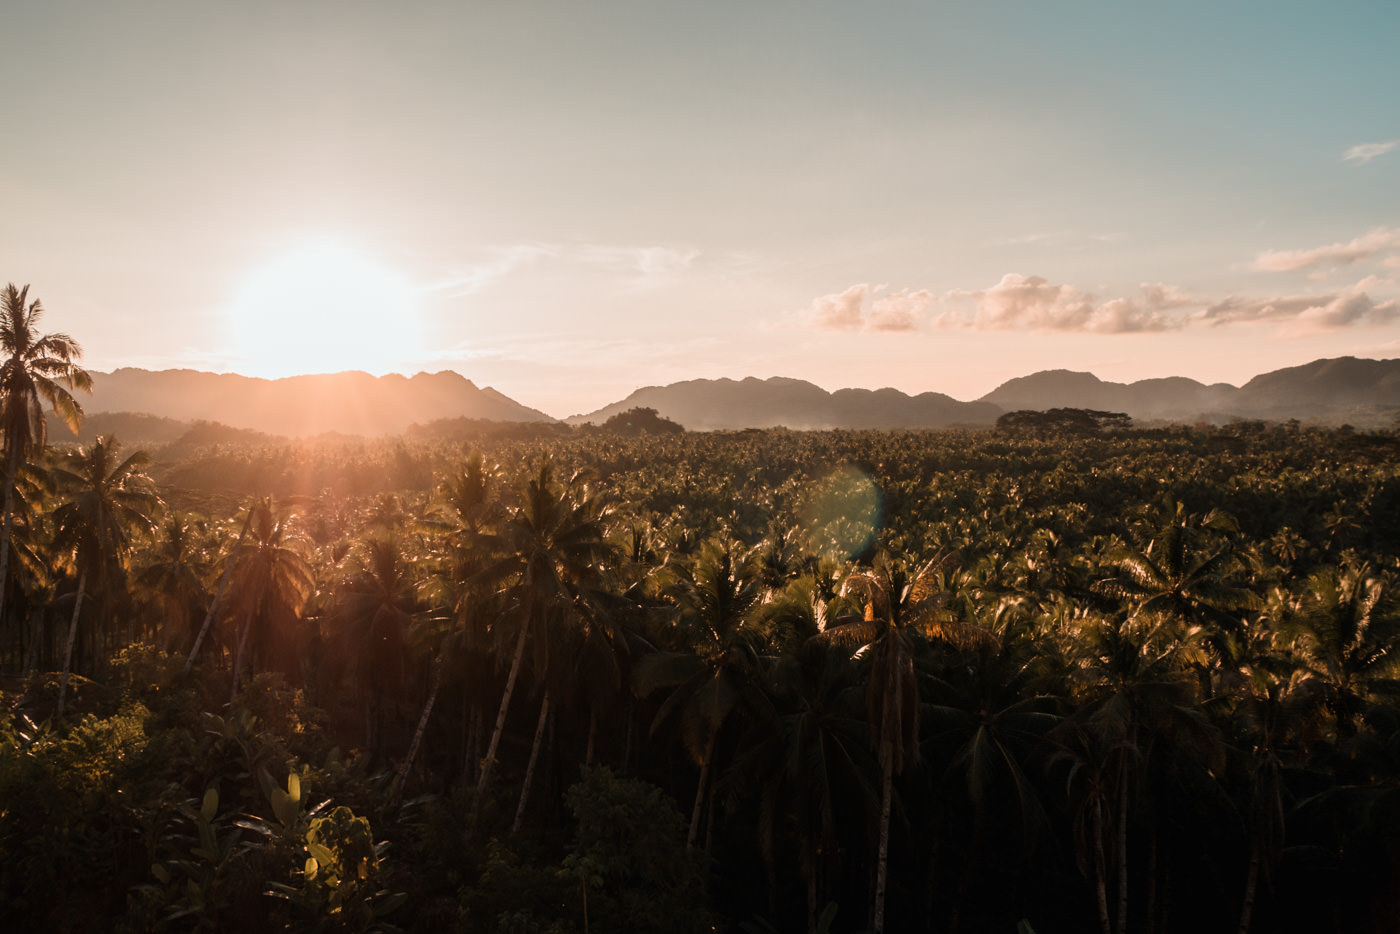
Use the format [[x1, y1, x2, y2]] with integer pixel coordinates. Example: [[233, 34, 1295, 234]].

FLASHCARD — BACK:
[[308, 842, 335, 868], [304, 856, 319, 880], [200, 787, 218, 824]]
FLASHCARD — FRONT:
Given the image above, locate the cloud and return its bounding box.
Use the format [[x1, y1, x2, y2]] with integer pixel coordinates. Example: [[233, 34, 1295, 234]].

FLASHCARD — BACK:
[[1203, 280, 1400, 332], [810, 284, 931, 332], [577, 245, 699, 280], [952, 274, 1176, 333], [1252, 227, 1400, 272], [1342, 140, 1398, 164], [425, 245, 557, 297]]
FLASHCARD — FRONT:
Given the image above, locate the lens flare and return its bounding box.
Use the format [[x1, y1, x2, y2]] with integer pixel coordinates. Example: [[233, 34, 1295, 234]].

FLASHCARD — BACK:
[[799, 465, 882, 561]]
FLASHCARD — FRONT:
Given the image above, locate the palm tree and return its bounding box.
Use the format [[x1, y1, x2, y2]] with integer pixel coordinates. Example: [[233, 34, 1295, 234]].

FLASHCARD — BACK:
[[328, 532, 416, 761], [634, 535, 770, 850], [1282, 561, 1400, 740], [50, 436, 162, 719], [0, 284, 91, 640], [814, 553, 987, 934], [1095, 499, 1261, 698], [727, 638, 876, 934], [225, 498, 314, 699], [1052, 609, 1223, 934], [467, 457, 617, 837], [135, 518, 213, 653]]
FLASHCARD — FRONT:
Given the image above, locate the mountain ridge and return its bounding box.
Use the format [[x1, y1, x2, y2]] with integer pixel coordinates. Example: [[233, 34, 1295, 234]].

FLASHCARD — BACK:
[[45, 356, 1400, 440]]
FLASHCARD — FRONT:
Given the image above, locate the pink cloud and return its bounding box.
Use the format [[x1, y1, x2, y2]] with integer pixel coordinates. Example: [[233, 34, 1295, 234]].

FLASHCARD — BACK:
[[1204, 281, 1400, 331], [810, 284, 931, 332], [957, 274, 1175, 333], [1252, 227, 1400, 272]]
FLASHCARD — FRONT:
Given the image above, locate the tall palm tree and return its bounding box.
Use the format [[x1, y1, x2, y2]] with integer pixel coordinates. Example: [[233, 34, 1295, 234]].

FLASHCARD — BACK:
[[468, 457, 617, 837], [634, 535, 770, 849], [135, 518, 213, 652], [814, 553, 987, 934], [226, 498, 314, 698], [0, 284, 91, 639], [50, 436, 162, 719], [329, 532, 417, 761], [1095, 499, 1261, 698]]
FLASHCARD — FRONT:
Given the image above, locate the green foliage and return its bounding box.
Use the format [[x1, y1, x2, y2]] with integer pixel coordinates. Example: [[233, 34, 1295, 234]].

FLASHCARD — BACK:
[[267, 804, 405, 933], [562, 766, 714, 933], [6, 423, 1400, 931]]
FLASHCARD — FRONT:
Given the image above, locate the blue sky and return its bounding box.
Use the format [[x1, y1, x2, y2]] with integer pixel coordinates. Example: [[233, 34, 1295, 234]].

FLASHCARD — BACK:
[[2, 0, 1397, 416]]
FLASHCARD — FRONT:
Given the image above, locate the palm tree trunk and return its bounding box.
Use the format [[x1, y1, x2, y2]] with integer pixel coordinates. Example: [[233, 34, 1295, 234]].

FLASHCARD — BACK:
[[184, 505, 254, 677], [512, 690, 550, 834], [584, 707, 597, 767], [0, 443, 21, 644], [1117, 763, 1130, 934], [56, 568, 87, 721], [230, 607, 254, 704], [394, 655, 443, 804], [872, 738, 894, 934], [1237, 839, 1260, 934], [469, 612, 532, 839], [687, 731, 719, 850], [1093, 797, 1113, 934]]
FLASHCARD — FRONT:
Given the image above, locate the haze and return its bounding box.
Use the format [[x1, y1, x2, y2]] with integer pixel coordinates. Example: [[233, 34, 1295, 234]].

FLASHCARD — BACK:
[[3, 0, 1397, 418]]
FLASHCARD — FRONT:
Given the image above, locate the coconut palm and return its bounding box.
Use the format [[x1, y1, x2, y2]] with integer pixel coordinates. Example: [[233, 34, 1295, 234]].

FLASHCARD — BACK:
[[0, 283, 91, 639], [467, 457, 617, 837], [1095, 499, 1262, 698], [226, 498, 314, 698], [727, 638, 876, 934], [813, 553, 987, 934], [50, 436, 162, 719], [329, 531, 418, 761], [135, 518, 213, 653], [1282, 561, 1400, 740], [634, 535, 770, 850]]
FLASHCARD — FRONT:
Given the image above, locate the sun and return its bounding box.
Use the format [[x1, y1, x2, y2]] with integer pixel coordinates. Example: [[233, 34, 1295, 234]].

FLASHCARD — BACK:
[[227, 242, 422, 378]]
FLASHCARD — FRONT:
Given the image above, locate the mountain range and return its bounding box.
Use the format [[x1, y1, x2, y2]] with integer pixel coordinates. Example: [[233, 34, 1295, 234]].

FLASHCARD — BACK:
[[49, 356, 1400, 441], [76, 368, 553, 438]]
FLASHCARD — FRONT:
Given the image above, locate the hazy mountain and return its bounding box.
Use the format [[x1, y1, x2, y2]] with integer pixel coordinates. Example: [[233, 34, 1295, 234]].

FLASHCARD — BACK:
[[76, 369, 555, 438], [1234, 357, 1400, 417], [978, 357, 1400, 424], [566, 377, 1000, 430], [566, 357, 1400, 431], [41, 356, 1400, 441], [978, 370, 1241, 418]]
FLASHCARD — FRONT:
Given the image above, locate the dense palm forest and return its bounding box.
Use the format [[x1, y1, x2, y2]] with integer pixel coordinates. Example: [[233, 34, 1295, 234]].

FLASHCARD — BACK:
[[4, 293, 1400, 933]]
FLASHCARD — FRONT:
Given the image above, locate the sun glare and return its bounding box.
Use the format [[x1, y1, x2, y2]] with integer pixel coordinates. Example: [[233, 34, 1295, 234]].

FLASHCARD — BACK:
[[227, 243, 422, 378]]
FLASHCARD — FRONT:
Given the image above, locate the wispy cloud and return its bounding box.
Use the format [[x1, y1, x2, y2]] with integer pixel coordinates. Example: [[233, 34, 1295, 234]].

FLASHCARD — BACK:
[[1252, 227, 1400, 272], [1342, 140, 1398, 165], [421, 242, 703, 297], [1203, 279, 1400, 332], [810, 284, 932, 332], [576, 245, 700, 288], [423, 245, 557, 297]]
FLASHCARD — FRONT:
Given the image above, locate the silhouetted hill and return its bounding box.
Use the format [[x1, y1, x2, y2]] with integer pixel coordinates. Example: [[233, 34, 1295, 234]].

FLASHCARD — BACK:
[[978, 357, 1400, 425], [46, 411, 192, 445], [566, 357, 1400, 431], [566, 377, 1000, 430], [978, 370, 1240, 418], [80, 369, 555, 437], [1235, 357, 1400, 418]]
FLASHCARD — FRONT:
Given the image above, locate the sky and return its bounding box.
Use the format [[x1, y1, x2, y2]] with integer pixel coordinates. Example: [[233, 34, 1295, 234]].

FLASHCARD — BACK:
[[3, 0, 1398, 418]]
